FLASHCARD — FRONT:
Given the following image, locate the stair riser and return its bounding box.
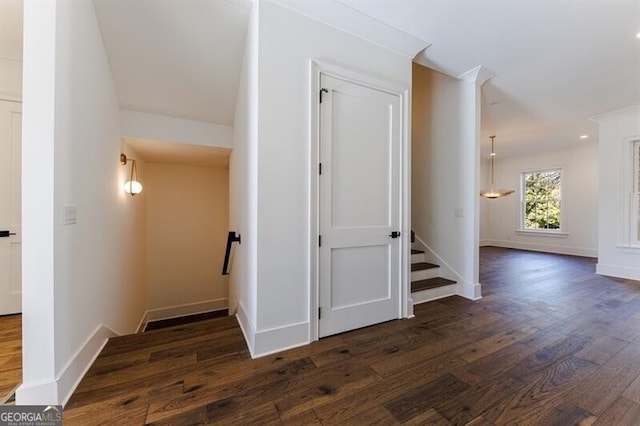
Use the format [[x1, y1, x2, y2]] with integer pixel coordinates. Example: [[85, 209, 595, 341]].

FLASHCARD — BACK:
[[411, 253, 426, 263], [411, 268, 440, 281], [412, 284, 457, 304]]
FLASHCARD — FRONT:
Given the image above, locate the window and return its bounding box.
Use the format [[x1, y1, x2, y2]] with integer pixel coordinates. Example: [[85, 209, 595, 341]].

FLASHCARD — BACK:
[[522, 169, 562, 230]]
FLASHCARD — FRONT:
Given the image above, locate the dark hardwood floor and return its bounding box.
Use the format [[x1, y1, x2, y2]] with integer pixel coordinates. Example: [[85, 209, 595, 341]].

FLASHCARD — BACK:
[[0, 313, 21, 402], [64, 247, 640, 425]]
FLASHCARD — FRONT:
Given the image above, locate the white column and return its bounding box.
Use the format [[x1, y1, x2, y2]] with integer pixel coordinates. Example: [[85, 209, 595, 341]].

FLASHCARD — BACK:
[[458, 66, 493, 299], [17, 0, 58, 404]]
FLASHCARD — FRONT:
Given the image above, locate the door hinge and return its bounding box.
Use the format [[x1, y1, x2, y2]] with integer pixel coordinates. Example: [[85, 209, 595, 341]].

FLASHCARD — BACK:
[[319, 163, 322, 175], [320, 88, 328, 103], [318, 307, 322, 319], [318, 235, 322, 247]]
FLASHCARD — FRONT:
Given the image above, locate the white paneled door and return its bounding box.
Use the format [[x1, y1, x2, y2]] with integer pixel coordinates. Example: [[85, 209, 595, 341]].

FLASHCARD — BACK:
[[319, 74, 401, 338], [0, 100, 22, 315]]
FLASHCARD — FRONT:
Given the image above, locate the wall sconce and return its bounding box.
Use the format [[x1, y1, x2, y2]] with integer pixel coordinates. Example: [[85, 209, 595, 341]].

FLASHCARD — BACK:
[[120, 153, 143, 196]]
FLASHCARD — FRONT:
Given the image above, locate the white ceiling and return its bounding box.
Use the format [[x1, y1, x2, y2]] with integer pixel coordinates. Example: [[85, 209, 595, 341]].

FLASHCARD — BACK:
[[336, 0, 640, 156], [93, 0, 252, 126], [6, 0, 640, 158]]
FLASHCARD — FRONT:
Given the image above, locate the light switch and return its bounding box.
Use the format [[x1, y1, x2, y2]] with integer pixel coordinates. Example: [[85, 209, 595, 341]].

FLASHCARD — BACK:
[[64, 205, 77, 225]]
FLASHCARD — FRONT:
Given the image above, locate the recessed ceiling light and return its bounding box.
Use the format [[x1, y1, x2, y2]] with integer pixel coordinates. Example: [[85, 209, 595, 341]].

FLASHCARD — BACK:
[[579, 134, 589, 139], [636, 32, 640, 39]]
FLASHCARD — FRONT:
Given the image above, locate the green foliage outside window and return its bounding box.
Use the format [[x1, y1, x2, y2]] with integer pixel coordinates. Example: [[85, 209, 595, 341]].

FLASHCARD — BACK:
[[524, 170, 561, 230]]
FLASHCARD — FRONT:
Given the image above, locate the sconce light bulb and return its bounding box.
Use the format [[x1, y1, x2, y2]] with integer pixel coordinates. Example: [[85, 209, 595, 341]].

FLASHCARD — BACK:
[[123, 180, 143, 195]]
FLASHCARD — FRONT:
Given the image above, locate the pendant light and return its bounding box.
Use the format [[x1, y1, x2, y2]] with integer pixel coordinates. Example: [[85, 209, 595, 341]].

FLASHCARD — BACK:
[[480, 135, 514, 199]]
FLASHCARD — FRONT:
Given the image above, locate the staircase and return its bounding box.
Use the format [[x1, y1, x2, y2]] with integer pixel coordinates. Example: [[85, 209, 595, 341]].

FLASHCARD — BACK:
[[410, 248, 457, 304]]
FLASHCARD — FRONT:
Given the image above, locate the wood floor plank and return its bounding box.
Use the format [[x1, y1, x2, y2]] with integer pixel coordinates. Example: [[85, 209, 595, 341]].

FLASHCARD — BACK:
[[569, 336, 640, 415], [531, 402, 597, 426], [384, 373, 470, 423], [621, 372, 640, 404], [486, 356, 599, 424], [593, 396, 640, 426], [0, 313, 21, 400], [400, 408, 450, 426], [452, 325, 538, 363], [62, 248, 640, 425], [575, 335, 628, 366]]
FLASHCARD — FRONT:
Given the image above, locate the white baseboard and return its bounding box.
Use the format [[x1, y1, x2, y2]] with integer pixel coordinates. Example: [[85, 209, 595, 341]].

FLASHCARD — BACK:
[[235, 302, 255, 356], [483, 239, 597, 258], [15, 381, 58, 406], [136, 311, 149, 334], [597, 263, 640, 281], [459, 281, 482, 300], [253, 321, 310, 358], [145, 298, 228, 323], [16, 325, 117, 406], [406, 299, 414, 318]]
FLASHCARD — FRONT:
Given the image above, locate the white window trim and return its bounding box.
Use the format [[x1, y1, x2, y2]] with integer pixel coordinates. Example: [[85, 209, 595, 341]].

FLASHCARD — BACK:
[[515, 229, 569, 237], [630, 140, 640, 246], [519, 167, 564, 234]]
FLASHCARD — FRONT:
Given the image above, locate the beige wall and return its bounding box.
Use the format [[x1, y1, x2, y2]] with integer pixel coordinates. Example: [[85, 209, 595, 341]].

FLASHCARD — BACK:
[[411, 63, 467, 283], [145, 163, 229, 314]]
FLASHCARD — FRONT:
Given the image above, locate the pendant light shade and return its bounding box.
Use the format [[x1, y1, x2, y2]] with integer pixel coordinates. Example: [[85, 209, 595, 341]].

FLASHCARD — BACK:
[[480, 135, 514, 199]]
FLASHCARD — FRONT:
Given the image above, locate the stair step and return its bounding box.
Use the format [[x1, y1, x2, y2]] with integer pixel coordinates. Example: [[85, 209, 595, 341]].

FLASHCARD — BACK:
[[411, 277, 456, 293], [411, 249, 424, 255], [411, 262, 438, 272]]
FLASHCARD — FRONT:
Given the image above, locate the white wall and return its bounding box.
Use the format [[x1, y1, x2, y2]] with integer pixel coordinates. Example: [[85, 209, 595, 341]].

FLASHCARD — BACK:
[[595, 106, 640, 280], [145, 163, 228, 318], [120, 109, 232, 149], [251, 1, 413, 356], [229, 1, 259, 352], [480, 142, 599, 257], [412, 64, 484, 298], [19, 1, 146, 405]]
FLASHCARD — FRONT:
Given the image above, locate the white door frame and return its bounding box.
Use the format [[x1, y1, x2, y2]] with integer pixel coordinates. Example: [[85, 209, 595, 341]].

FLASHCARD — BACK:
[[308, 59, 411, 342]]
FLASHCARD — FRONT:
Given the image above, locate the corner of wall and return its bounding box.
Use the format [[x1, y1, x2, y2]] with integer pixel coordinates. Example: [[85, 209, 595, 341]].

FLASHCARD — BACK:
[[235, 301, 255, 356], [596, 263, 640, 281], [17, 325, 117, 407], [252, 321, 309, 358]]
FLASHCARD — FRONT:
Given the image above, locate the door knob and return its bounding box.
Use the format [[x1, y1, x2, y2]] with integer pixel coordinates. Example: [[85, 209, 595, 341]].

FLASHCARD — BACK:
[[0, 231, 16, 238], [389, 231, 401, 238]]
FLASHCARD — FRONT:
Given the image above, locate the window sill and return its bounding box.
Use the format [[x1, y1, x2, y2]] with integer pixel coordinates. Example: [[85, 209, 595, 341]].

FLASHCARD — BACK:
[[615, 244, 640, 252], [515, 229, 569, 238]]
